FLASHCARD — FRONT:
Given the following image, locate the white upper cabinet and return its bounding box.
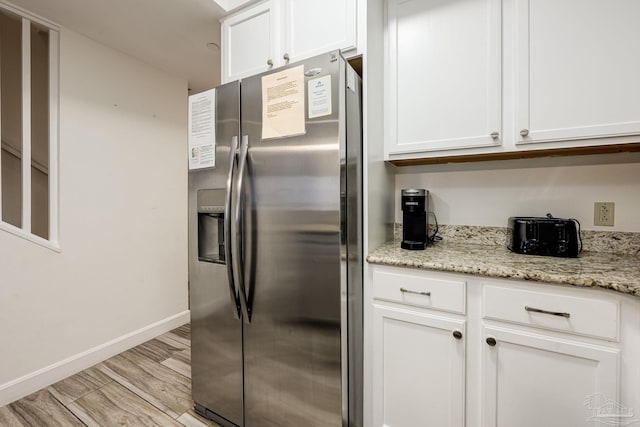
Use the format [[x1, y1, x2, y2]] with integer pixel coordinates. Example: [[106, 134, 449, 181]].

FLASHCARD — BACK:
[[385, 0, 640, 161], [221, 1, 278, 83], [281, 0, 356, 64], [515, 0, 640, 145], [221, 0, 358, 83], [385, 0, 502, 157]]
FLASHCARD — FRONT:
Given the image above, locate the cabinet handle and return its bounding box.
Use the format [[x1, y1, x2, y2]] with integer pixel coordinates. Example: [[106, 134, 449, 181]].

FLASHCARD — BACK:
[[490, 131, 500, 139], [520, 129, 530, 137], [283, 53, 290, 62], [486, 336, 497, 347], [525, 305, 571, 318], [399, 287, 431, 297], [452, 330, 463, 340], [267, 59, 273, 67]]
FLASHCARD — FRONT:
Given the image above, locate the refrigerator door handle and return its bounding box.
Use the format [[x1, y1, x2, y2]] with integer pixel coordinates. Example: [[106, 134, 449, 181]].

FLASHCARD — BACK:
[[224, 136, 241, 320], [232, 135, 252, 323]]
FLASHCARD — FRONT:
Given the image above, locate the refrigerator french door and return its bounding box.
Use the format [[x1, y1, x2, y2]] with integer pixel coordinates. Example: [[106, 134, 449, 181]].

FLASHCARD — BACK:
[[189, 51, 362, 427]]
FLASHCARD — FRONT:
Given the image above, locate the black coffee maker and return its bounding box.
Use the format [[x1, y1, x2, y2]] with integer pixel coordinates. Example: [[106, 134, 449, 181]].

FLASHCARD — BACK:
[[401, 189, 428, 250]]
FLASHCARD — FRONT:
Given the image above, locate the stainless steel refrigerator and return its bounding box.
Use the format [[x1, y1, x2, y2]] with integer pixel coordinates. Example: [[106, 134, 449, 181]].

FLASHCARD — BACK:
[[188, 51, 362, 427]]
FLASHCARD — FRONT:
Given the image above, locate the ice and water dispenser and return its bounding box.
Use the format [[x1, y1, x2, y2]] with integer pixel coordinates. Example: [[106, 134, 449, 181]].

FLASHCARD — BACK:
[[197, 189, 226, 264]]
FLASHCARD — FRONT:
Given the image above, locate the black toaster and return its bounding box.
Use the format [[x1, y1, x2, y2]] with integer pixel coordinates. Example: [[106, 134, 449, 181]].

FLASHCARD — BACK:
[[507, 215, 581, 257]]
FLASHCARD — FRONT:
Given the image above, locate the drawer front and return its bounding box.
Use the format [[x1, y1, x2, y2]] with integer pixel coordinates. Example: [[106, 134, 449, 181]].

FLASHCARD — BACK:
[[373, 269, 466, 314], [483, 285, 620, 341]]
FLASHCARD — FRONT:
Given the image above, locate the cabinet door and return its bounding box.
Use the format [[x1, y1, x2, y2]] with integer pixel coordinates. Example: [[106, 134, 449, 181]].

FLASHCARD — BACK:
[[385, 0, 502, 157], [482, 325, 620, 427], [281, 0, 356, 64], [221, 1, 278, 83], [373, 305, 465, 427], [515, 0, 640, 145]]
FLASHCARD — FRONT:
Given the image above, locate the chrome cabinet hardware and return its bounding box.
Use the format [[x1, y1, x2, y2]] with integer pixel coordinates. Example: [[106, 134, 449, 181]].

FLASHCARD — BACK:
[[490, 131, 500, 139], [452, 330, 463, 340], [267, 59, 273, 67], [486, 337, 497, 346], [525, 305, 571, 318], [520, 129, 530, 137], [283, 53, 290, 61], [400, 287, 431, 296]]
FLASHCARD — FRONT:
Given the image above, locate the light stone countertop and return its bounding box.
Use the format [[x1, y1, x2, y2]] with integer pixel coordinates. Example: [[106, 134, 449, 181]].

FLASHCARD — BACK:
[[367, 239, 640, 297]]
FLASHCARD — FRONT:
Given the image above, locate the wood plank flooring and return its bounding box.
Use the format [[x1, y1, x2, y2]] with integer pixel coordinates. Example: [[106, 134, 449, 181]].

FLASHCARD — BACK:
[[0, 324, 221, 427]]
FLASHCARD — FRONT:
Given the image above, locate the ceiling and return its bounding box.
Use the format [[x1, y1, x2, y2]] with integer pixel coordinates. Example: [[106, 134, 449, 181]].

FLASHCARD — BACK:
[[7, 0, 232, 93]]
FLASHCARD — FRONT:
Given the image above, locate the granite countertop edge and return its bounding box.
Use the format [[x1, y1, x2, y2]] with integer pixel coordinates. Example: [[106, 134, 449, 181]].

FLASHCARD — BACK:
[[367, 241, 640, 298]]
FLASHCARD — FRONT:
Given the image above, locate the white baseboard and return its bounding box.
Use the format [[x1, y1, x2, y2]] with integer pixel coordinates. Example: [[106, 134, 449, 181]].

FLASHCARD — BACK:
[[0, 310, 190, 406]]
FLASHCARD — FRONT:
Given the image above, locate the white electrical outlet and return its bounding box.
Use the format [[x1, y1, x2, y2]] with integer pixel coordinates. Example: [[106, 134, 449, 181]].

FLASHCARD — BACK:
[[594, 202, 615, 226]]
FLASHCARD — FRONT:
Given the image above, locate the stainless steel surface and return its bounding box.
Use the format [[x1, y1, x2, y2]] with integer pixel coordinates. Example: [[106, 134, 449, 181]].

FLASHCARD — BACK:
[[344, 61, 363, 427], [399, 287, 431, 296], [524, 305, 571, 318], [486, 336, 497, 346], [240, 52, 346, 427], [520, 129, 530, 137], [225, 136, 240, 320], [189, 80, 243, 427], [339, 58, 349, 427], [190, 52, 363, 427], [490, 131, 500, 139], [198, 189, 227, 211], [453, 330, 463, 340]]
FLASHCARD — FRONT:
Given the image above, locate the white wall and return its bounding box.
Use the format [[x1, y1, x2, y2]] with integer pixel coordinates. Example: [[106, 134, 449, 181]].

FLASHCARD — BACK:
[[0, 28, 188, 403], [363, 1, 395, 426], [395, 154, 640, 232]]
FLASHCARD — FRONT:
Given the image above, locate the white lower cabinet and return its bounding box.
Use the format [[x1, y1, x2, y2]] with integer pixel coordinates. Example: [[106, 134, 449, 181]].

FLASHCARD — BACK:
[[481, 325, 620, 427], [515, 0, 640, 146], [372, 305, 466, 427], [369, 266, 635, 427]]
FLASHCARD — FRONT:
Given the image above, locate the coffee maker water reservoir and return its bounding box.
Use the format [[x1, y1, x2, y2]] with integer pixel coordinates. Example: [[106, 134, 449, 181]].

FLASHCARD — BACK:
[[401, 189, 428, 250]]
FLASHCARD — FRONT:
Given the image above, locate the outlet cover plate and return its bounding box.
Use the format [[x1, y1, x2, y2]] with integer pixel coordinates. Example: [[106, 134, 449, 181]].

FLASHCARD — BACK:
[[594, 202, 615, 226]]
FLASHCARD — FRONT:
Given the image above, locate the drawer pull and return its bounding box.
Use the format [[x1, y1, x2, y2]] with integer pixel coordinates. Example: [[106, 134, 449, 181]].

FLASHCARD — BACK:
[[400, 287, 431, 297], [525, 305, 571, 318], [486, 336, 497, 346], [452, 330, 463, 340]]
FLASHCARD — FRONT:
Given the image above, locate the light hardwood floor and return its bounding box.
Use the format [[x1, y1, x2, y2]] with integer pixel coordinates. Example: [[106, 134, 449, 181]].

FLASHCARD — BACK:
[[0, 324, 221, 427]]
